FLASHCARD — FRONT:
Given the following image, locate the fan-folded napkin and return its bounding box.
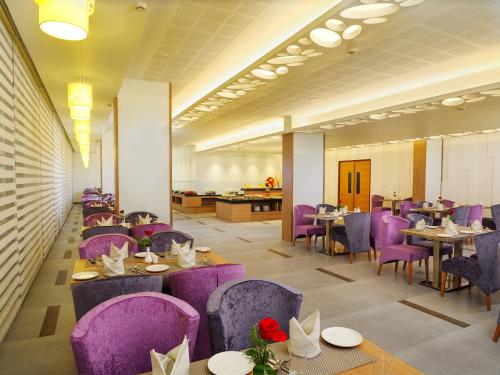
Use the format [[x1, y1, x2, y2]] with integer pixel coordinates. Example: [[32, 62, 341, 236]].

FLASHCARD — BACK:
[[445, 221, 459, 236], [151, 336, 189, 375], [110, 241, 128, 260], [441, 216, 450, 228], [415, 219, 427, 230], [175, 241, 195, 268], [471, 220, 483, 232], [319, 207, 326, 215], [138, 214, 152, 225], [102, 254, 125, 276], [288, 310, 321, 359], [97, 216, 113, 226]]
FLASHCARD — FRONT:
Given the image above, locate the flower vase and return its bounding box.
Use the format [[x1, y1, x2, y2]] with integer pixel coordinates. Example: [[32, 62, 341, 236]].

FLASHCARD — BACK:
[[145, 247, 153, 263]]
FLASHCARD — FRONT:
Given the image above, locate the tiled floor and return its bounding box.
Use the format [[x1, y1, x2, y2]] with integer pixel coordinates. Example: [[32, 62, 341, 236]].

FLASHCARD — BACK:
[[0, 206, 499, 374]]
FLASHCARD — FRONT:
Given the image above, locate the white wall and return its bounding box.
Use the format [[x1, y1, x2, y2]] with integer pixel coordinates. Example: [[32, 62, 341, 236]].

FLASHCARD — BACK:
[[425, 138, 442, 202], [118, 79, 170, 222], [173, 145, 282, 193], [293, 133, 324, 206], [101, 127, 114, 194], [325, 142, 414, 204], [72, 142, 101, 202]]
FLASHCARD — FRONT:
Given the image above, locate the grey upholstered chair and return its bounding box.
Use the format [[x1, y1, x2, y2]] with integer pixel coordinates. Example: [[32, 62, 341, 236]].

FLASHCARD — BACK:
[[441, 231, 500, 310], [332, 212, 371, 263], [491, 204, 500, 229], [494, 312, 500, 342], [70, 275, 163, 320], [451, 205, 470, 226], [207, 278, 302, 353], [124, 211, 158, 226], [81, 225, 129, 240], [83, 206, 114, 218], [151, 230, 194, 252], [406, 214, 453, 258]]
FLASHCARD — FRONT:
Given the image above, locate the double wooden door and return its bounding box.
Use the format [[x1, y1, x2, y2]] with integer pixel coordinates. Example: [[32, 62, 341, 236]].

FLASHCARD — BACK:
[[338, 160, 371, 212]]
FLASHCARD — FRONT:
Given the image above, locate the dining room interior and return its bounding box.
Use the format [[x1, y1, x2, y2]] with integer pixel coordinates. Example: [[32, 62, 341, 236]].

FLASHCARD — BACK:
[[1, 0, 500, 374]]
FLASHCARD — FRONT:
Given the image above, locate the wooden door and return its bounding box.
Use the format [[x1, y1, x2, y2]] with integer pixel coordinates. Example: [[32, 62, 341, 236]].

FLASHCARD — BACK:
[[354, 160, 371, 212], [338, 161, 355, 210]]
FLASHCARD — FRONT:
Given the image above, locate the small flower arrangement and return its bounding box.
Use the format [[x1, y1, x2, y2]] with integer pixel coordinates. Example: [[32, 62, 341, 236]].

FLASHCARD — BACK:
[[265, 177, 275, 188], [245, 317, 288, 375], [137, 230, 154, 250], [336, 199, 342, 211]]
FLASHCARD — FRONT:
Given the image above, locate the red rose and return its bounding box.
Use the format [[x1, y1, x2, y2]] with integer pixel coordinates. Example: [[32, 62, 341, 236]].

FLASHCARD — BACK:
[[144, 230, 154, 237], [259, 317, 279, 340], [271, 330, 288, 342]]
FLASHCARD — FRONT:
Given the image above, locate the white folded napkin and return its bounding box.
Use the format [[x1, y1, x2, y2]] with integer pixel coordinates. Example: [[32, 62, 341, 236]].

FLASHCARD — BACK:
[[138, 214, 152, 225], [445, 221, 459, 236], [97, 216, 113, 226], [423, 202, 429, 208], [415, 219, 427, 230], [441, 216, 450, 228], [170, 240, 191, 256], [176, 242, 195, 268], [288, 310, 321, 359], [341, 206, 348, 214], [121, 220, 131, 228], [318, 207, 326, 215], [109, 241, 128, 260], [437, 203, 444, 210], [151, 336, 190, 375], [102, 254, 125, 276], [354, 207, 361, 213], [471, 220, 483, 232]]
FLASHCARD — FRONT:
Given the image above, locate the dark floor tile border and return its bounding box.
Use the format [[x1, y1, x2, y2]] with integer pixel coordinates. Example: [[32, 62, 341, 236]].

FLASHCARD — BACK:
[[197, 221, 206, 225], [398, 300, 470, 328], [68, 237, 75, 243], [268, 249, 292, 258], [55, 270, 68, 286], [214, 228, 225, 232], [39, 305, 60, 337], [71, 228, 77, 232], [315, 268, 354, 282], [73, 221, 78, 225], [261, 221, 271, 225], [236, 236, 252, 243], [63, 250, 72, 259]]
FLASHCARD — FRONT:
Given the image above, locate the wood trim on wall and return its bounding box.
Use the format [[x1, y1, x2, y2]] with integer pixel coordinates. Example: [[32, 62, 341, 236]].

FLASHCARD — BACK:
[[113, 97, 120, 215], [168, 82, 173, 225], [412, 140, 426, 202], [99, 140, 103, 191], [282, 133, 293, 242]]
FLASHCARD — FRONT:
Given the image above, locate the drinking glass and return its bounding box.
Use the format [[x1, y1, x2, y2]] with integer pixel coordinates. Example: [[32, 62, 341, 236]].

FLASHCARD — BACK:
[[95, 249, 104, 275]]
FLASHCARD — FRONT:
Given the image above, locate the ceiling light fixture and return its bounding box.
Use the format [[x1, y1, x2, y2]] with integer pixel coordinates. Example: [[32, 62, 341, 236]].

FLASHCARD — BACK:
[[342, 25, 362, 40], [340, 3, 399, 19], [442, 97, 465, 107], [309, 28, 342, 48]]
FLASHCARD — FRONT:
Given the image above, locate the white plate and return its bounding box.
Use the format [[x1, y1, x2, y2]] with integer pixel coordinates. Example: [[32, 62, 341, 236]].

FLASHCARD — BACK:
[[195, 246, 211, 252], [460, 230, 476, 234], [145, 264, 169, 273], [208, 351, 254, 375], [134, 252, 148, 258], [321, 327, 363, 348], [427, 225, 438, 229], [72, 271, 99, 281], [437, 233, 454, 238]]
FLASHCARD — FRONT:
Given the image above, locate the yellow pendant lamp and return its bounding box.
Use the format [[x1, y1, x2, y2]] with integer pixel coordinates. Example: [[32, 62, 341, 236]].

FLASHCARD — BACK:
[[35, 0, 95, 41], [74, 120, 90, 136], [68, 82, 93, 121]]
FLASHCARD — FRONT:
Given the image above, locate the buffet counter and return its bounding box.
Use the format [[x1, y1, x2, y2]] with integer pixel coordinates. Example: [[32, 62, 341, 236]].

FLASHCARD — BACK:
[[171, 193, 219, 213], [216, 196, 282, 222], [241, 187, 282, 197]]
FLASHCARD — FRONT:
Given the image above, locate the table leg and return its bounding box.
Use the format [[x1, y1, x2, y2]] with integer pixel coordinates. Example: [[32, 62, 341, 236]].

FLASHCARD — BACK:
[[325, 221, 332, 255], [432, 240, 442, 288], [451, 240, 464, 289], [392, 201, 396, 215]]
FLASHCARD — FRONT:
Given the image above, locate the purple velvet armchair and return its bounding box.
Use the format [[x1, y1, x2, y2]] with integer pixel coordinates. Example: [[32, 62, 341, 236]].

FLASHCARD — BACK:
[[492, 204, 500, 228], [130, 223, 172, 239], [370, 209, 391, 260], [451, 205, 470, 226], [293, 205, 325, 250], [400, 200, 417, 219], [124, 211, 158, 226], [83, 206, 115, 219], [81, 225, 129, 240], [83, 213, 121, 227], [371, 194, 384, 211], [332, 212, 371, 263], [468, 204, 483, 226], [169, 264, 245, 361], [150, 230, 194, 252], [79, 234, 139, 259], [440, 199, 455, 208], [377, 216, 430, 285], [70, 292, 200, 375]]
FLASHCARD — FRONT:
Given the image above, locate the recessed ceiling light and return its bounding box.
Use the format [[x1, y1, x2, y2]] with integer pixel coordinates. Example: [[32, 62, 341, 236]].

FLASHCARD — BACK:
[[480, 89, 500, 95], [267, 55, 308, 64], [236, 90, 246, 96], [286, 44, 302, 55], [259, 64, 274, 70], [363, 17, 387, 24], [301, 49, 315, 56], [340, 3, 399, 19], [320, 124, 335, 129], [481, 129, 496, 134], [466, 96, 486, 103], [399, 0, 425, 7], [275, 66, 289, 75], [388, 113, 401, 118], [369, 114, 387, 120], [238, 78, 249, 84], [307, 52, 323, 57], [360, 0, 378, 3], [335, 125, 346, 129], [325, 19, 346, 32], [309, 28, 342, 48], [342, 24, 362, 40], [428, 135, 441, 139], [298, 37, 312, 45], [250, 69, 278, 80], [442, 97, 465, 106], [227, 83, 255, 90], [217, 91, 239, 99], [287, 62, 304, 67]]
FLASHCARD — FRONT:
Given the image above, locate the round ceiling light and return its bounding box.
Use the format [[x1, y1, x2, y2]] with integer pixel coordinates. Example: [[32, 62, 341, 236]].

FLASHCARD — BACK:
[[480, 89, 500, 95], [286, 44, 302, 55], [267, 55, 308, 64], [400, 0, 425, 7], [369, 114, 387, 120], [227, 83, 256, 90], [298, 37, 312, 45], [238, 77, 250, 83], [442, 97, 465, 106], [342, 24, 362, 40], [70, 106, 91, 121], [325, 19, 346, 32], [388, 113, 401, 118], [287, 62, 304, 67], [251, 68, 278, 80], [340, 3, 399, 19], [466, 96, 486, 103], [320, 124, 335, 129], [236, 90, 247, 96], [195, 106, 212, 112], [275, 66, 289, 75], [259, 64, 274, 70], [301, 49, 315, 56], [307, 52, 323, 57], [217, 91, 239, 99], [309, 28, 342, 48], [363, 17, 387, 24]]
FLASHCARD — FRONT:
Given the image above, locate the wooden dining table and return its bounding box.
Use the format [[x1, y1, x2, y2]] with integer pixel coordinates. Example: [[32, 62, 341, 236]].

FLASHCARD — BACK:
[[400, 226, 489, 289], [383, 197, 402, 214], [409, 207, 450, 220], [304, 214, 345, 255]]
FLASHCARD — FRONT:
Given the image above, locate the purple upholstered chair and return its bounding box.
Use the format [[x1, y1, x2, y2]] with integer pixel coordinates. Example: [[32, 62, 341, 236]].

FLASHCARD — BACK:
[[494, 312, 500, 342], [207, 278, 302, 353], [370, 209, 391, 260], [441, 231, 500, 310], [492, 204, 500, 228], [70, 292, 200, 375], [377, 216, 430, 285], [79, 234, 139, 259], [71, 275, 163, 320], [83, 206, 114, 218], [468, 204, 483, 226], [451, 205, 470, 226], [83, 213, 121, 227], [440, 199, 455, 208], [371, 194, 384, 211], [406, 213, 453, 258], [151, 230, 194, 252], [332, 212, 371, 263], [81, 225, 129, 240], [400, 201, 417, 219], [83, 200, 107, 208], [169, 264, 245, 361], [124, 211, 158, 226], [130, 223, 172, 239], [293, 205, 325, 250]]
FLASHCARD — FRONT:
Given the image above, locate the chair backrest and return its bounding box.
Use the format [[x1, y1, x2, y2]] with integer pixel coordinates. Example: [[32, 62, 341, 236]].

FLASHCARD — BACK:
[[150, 230, 194, 252], [406, 213, 433, 245], [130, 223, 172, 239], [83, 213, 121, 227], [475, 231, 500, 294], [79, 234, 139, 259], [400, 201, 417, 219], [70, 292, 200, 375], [371, 194, 384, 209], [207, 278, 302, 353], [169, 264, 245, 361], [370, 209, 391, 250], [492, 204, 500, 229], [371, 207, 391, 213], [451, 206, 470, 226], [315, 203, 335, 213], [71, 275, 163, 320], [124, 211, 158, 226], [294, 205, 315, 227], [440, 199, 455, 208], [344, 212, 371, 252], [468, 204, 483, 226], [81, 225, 129, 240], [83, 206, 114, 218], [383, 216, 409, 247], [83, 200, 108, 208]]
